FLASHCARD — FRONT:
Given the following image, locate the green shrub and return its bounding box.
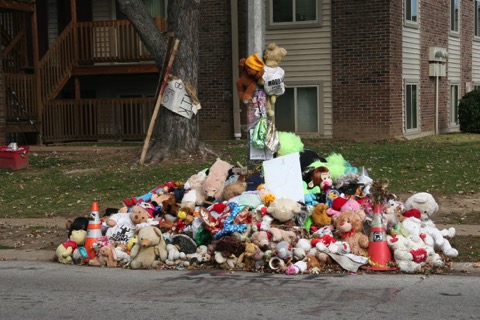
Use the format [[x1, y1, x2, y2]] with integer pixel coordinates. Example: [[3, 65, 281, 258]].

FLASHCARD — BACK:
[[458, 89, 480, 133]]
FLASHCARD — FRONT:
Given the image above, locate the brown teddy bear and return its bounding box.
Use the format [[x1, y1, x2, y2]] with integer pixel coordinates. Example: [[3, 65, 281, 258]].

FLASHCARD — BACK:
[[236, 54, 265, 103], [334, 210, 369, 256], [311, 203, 332, 228], [258, 42, 287, 118]]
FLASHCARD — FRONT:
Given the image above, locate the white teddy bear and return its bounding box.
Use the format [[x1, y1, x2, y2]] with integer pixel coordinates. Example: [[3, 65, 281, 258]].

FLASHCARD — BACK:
[[403, 192, 458, 258]]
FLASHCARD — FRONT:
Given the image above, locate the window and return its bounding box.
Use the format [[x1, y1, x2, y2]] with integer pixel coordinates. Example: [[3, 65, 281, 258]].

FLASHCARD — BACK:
[[275, 85, 319, 134], [451, 0, 459, 32], [450, 85, 459, 125], [405, 0, 418, 24], [475, 1, 480, 36], [405, 83, 419, 131], [267, 0, 322, 29]]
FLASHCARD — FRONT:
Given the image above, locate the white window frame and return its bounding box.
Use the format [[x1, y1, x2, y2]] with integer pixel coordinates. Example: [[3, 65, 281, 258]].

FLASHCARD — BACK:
[[404, 82, 420, 133], [274, 82, 323, 135], [267, 0, 322, 30], [450, 0, 460, 33], [404, 0, 419, 27], [449, 84, 460, 126]]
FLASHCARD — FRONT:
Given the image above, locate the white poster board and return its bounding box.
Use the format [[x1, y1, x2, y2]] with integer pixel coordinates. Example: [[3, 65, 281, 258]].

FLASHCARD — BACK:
[[161, 79, 201, 119], [263, 152, 304, 202]]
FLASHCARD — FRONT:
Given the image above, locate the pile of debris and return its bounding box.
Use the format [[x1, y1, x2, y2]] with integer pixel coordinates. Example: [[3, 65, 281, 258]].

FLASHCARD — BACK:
[[55, 150, 458, 274]]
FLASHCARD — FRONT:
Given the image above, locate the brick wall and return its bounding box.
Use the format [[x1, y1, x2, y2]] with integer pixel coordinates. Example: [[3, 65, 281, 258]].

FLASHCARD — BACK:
[[420, 0, 450, 131], [198, 0, 235, 140], [0, 61, 5, 146], [331, 0, 403, 140]]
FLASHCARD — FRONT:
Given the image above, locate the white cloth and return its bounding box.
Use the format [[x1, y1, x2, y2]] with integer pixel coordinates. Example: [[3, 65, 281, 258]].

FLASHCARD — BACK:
[[262, 66, 285, 96], [106, 213, 136, 243]]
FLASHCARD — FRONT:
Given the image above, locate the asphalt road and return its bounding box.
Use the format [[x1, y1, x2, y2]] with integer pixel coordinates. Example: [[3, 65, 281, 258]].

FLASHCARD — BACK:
[[1, 261, 479, 320]]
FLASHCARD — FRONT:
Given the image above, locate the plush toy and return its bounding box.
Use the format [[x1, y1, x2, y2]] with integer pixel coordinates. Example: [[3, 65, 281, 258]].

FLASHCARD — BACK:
[[203, 158, 233, 202], [66, 216, 89, 238], [306, 166, 332, 192], [267, 198, 302, 223], [275, 240, 293, 262], [181, 171, 207, 210], [250, 230, 272, 251], [268, 227, 297, 245], [285, 260, 308, 275], [186, 245, 211, 265], [334, 210, 369, 256], [403, 192, 458, 258], [114, 244, 131, 265], [277, 131, 304, 157], [238, 242, 262, 270], [327, 197, 363, 221], [223, 181, 247, 201], [311, 203, 332, 228], [130, 226, 168, 269], [236, 54, 265, 103], [56, 229, 87, 264], [258, 42, 287, 118], [88, 244, 117, 267], [386, 234, 424, 273], [105, 207, 150, 244]]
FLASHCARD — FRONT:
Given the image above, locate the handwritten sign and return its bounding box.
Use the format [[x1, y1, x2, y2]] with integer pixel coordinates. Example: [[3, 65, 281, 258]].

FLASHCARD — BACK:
[[263, 152, 304, 202], [161, 79, 201, 119]]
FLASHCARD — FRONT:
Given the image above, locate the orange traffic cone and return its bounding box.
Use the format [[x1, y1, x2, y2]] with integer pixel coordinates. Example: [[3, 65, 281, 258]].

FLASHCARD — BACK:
[[84, 202, 102, 261], [364, 205, 397, 271]]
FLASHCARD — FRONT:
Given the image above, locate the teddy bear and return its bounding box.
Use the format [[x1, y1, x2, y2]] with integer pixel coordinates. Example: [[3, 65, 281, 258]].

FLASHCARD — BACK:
[[130, 226, 168, 269], [403, 192, 458, 258], [237, 242, 262, 270], [105, 207, 150, 244], [268, 227, 297, 245], [250, 230, 272, 251], [181, 170, 207, 210], [311, 203, 332, 228], [267, 198, 302, 223], [202, 158, 233, 203], [56, 229, 87, 264], [258, 42, 287, 118], [236, 53, 265, 104], [334, 210, 369, 256], [114, 244, 131, 265], [88, 244, 117, 268], [386, 234, 424, 273], [222, 181, 247, 201]]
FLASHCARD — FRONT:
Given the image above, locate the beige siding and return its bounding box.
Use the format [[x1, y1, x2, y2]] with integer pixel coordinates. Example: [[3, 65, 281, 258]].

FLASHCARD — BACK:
[[402, 27, 421, 79], [448, 36, 461, 81], [472, 40, 480, 84], [265, 0, 331, 138]]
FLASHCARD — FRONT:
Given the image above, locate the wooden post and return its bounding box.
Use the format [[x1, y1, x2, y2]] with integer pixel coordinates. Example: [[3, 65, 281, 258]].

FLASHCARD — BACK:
[[139, 38, 180, 165]]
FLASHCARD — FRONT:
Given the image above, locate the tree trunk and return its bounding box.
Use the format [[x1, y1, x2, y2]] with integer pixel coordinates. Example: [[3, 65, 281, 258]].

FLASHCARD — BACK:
[[117, 0, 209, 164]]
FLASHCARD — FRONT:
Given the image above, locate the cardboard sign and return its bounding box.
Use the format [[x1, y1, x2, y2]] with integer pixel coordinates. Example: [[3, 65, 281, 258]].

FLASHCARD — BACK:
[[161, 79, 201, 119], [263, 152, 304, 202]]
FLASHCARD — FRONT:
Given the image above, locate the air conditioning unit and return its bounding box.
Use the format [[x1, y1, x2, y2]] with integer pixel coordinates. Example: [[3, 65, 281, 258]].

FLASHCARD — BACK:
[[429, 47, 448, 62]]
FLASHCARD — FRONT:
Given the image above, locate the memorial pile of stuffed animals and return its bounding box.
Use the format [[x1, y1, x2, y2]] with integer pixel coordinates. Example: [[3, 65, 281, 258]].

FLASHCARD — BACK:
[[56, 146, 459, 274]]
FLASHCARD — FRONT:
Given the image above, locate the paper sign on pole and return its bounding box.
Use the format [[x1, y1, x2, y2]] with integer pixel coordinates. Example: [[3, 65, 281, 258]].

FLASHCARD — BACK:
[[263, 152, 304, 202], [161, 79, 201, 119]]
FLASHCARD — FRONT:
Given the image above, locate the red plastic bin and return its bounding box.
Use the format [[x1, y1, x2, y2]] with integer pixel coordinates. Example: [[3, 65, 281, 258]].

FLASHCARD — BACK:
[[0, 146, 30, 170]]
